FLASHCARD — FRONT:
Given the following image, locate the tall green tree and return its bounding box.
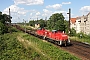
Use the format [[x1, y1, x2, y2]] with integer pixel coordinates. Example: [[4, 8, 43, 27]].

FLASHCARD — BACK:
[[0, 11, 12, 34], [0, 11, 11, 24], [64, 20, 69, 33], [38, 19, 46, 28], [47, 13, 65, 31], [0, 11, 2, 15], [29, 20, 35, 26]]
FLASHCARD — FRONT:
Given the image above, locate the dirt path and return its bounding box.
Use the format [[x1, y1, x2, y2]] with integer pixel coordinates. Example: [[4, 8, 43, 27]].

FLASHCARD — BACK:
[[17, 36, 51, 60]]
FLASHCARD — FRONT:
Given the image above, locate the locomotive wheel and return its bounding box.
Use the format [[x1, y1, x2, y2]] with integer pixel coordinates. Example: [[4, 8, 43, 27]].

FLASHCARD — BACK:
[[55, 41, 58, 45], [68, 39, 70, 44], [65, 41, 67, 46], [43, 36, 46, 40], [66, 40, 71, 46], [58, 41, 62, 46]]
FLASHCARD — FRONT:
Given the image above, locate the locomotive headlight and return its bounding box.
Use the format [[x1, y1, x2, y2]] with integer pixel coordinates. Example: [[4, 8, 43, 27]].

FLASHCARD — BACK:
[[68, 38, 70, 43], [68, 36, 70, 43]]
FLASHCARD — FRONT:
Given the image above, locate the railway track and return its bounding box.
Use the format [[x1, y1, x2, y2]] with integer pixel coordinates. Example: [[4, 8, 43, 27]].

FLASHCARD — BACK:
[[62, 41, 90, 60], [13, 25, 90, 60]]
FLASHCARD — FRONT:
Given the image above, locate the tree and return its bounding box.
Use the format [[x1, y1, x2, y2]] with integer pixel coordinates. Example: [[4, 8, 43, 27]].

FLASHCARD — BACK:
[[29, 20, 35, 26], [54, 20, 65, 31], [38, 19, 46, 28], [0, 11, 2, 15], [0, 11, 12, 34], [29, 19, 46, 28], [47, 13, 65, 31], [0, 11, 12, 24], [64, 20, 69, 34]]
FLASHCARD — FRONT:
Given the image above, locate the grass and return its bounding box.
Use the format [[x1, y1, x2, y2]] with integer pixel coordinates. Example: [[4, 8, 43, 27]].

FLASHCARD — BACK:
[[70, 36, 90, 44], [0, 32, 48, 60], [19, 25, 33, 30], [19, 32, 81, 60]]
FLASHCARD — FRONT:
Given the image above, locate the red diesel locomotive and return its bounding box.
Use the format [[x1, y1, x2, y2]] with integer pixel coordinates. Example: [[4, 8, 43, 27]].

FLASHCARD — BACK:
[[36, 28, 70, 46]]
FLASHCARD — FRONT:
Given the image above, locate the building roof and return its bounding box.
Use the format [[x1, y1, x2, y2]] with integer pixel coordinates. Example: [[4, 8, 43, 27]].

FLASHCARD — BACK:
[[70, 18, 76, 24], [76, 17, 81, 19], [87, 12, 90, 16]]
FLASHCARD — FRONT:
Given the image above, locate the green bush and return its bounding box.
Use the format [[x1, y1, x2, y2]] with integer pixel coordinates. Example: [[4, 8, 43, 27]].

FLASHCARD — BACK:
[[8, 27, 19, 32], [70, 32, 90, 44], [76, 32, 90, 39], [69, 28, 76, 36], [0, 22, 8, 34]]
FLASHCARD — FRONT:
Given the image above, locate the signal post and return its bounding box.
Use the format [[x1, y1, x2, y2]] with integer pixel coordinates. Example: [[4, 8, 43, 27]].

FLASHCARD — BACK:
[[67, 8, 71, 34]]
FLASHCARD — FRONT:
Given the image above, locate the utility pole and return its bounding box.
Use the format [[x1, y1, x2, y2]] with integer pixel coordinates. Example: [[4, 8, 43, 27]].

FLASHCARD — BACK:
[[25, 21, 26, 33], [45, 17, 47, 27], [45, 17, 47, 20], [37, 17, 38, 23], [23, 19, 24, 26], [23, 19, 26, 33], [9, 8, 11, 24], [67, 8, 71, 34]]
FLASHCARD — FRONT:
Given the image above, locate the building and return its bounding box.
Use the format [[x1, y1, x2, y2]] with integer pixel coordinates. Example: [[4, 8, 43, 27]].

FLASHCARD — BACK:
[[35, 23, 40, 29], [70, 18, 76, 29], [75, 17, 81, 33], [70, 18, 81, 33], [70, 12, 90, 35]]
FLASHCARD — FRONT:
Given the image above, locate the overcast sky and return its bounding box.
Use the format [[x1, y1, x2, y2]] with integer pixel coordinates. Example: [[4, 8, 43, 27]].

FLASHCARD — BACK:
[[0, 0, 90, 23]]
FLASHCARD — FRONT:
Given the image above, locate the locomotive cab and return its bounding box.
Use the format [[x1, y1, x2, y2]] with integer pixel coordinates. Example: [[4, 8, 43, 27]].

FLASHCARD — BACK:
[[52, 30, 57, 33], [54, 30, 70, 46]]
